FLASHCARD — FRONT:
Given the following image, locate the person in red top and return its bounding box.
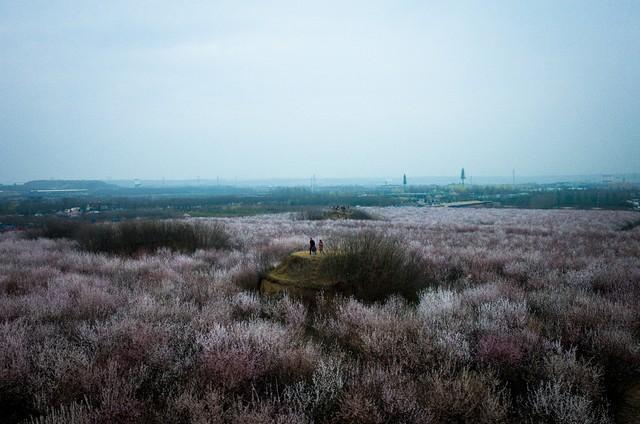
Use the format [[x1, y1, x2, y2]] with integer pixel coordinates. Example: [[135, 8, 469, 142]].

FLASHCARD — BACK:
[[318, 239, 324, 254]]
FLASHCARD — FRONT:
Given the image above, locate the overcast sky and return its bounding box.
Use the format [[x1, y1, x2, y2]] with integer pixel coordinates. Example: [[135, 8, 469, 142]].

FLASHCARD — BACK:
[[1, 1, 639, 183]]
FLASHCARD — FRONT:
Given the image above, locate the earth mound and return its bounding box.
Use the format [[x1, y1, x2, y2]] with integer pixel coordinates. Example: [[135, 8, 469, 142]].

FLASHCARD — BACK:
[[260, 251, 336, 297]]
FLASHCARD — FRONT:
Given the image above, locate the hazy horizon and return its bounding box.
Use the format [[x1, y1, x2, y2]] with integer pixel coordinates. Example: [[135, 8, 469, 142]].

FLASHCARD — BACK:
[[3, 172, 639, 188], [1, 1, 639, 182]]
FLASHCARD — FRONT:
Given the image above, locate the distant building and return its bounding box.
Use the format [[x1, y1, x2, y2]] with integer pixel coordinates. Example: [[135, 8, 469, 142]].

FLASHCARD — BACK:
[[64, 207, 81, 217]]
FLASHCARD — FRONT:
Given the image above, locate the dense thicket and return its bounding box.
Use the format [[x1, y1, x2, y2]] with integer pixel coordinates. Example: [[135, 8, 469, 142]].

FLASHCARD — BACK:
[[322, 231, 432, 302], [28, 218, 232, 254], [295, 207, 376, 221]]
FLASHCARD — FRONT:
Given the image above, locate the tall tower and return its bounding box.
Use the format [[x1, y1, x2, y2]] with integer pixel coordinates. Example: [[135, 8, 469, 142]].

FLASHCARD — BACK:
[[460, 168, 466, 186], [403, 174, 407, 191]]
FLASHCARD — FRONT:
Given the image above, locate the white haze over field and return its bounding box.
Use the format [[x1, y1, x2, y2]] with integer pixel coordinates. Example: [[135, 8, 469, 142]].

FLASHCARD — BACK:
[[1, 1, 639, 183]]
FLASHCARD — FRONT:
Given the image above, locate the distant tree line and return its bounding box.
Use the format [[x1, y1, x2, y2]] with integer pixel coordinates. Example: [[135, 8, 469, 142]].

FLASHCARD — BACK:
[[1, 185, 637, 222], [497, 189, 636, 209]]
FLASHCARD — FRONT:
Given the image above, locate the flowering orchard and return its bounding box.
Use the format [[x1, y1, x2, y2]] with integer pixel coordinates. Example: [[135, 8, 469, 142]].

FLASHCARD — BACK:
[[1, 207, 639, 423]]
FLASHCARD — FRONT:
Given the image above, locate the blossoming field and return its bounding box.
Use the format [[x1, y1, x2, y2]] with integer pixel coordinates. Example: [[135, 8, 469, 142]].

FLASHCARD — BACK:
[[1, 208, 639, 423]]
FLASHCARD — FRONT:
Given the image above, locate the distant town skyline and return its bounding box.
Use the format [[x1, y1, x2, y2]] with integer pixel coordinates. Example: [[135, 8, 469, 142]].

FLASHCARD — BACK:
[[3, 172, 639, 187], [1, 1, 639, 182]]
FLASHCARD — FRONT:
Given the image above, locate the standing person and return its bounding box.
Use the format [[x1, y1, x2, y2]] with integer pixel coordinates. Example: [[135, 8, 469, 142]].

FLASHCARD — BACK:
[[309, 238, 316, 255], [318, 239, 324, 254]]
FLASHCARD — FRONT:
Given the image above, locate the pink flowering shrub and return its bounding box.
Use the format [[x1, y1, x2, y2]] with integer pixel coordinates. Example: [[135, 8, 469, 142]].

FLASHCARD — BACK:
[[196, 321, 318, 392], [424, 365, 510, 423], [477, 332, 525, 366]]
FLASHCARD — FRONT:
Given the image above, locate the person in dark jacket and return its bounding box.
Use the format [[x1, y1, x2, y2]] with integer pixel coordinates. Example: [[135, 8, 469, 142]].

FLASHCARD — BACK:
[[309, 238, 316, 255]]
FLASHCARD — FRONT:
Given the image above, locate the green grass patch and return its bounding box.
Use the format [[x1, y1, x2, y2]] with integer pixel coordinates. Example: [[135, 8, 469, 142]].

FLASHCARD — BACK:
[[265, 251, 334, 290]]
